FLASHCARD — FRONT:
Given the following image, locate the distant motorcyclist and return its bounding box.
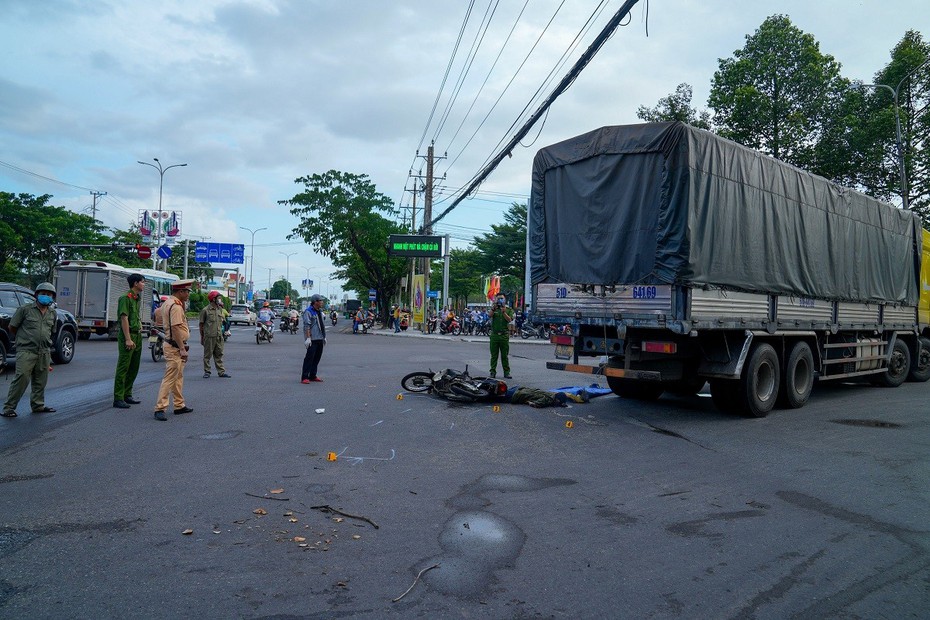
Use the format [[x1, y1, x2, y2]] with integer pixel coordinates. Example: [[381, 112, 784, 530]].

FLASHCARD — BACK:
[[257, 302, 274, 326]]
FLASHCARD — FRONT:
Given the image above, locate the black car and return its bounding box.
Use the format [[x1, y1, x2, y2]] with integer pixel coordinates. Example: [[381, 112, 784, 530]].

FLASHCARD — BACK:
[[0, 283, 78, 366]]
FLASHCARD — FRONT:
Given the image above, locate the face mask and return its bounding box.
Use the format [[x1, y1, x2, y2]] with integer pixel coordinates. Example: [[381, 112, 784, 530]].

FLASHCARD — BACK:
[[37, 294, 53, 306]]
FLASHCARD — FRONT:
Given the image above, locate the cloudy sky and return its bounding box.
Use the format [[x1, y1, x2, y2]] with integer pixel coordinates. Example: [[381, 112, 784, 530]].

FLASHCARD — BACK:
[[1, 0, 926, 297]]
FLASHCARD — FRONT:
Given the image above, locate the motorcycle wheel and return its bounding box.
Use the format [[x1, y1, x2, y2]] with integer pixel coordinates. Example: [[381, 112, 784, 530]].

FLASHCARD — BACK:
[[450, 383, 491, 399], [256, 333, 261, 345], [401, 371, 434, 392], [521, 328, 531, 339], [150, 343, 163, 363], [451, 325, 462, 336]]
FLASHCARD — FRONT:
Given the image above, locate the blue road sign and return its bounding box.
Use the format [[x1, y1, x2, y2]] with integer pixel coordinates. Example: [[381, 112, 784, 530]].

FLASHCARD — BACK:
[[368, 288, 377, 300], [426, 290, 438, 298], [195, 242, 245, 264], [157, 245, 172, 259]]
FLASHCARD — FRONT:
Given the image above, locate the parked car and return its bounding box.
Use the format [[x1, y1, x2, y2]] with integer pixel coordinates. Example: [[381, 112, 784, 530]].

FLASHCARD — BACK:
[[0, 282, 78, 366], [228, 304, 256, 326], [272, 304, 286, 318]]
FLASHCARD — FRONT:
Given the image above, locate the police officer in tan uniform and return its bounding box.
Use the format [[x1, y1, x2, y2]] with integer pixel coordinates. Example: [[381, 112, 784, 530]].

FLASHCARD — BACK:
[[2, 282, 58, 418], [154, 279, 195, 421]]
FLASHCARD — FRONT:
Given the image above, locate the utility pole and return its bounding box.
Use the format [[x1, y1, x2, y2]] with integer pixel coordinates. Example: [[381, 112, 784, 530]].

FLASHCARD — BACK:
[[89, 190, 106, 222], [183, 239, 189, 279], [413, 144, 446, 320]]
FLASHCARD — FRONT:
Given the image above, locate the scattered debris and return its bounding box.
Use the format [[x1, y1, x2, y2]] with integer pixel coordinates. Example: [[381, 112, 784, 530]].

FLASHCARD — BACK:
[[392, 564, 439, 602], [315, 408, 325, 414], [270, 488, 285, 494], [245, 492, 289, 501], [310, 504, 379, 529], [253, 508, 268, 515], [182, 529, 194, 535]]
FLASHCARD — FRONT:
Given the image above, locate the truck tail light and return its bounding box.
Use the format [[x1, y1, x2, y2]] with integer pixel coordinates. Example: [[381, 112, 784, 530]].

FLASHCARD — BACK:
[[643, 341, 677, 354]]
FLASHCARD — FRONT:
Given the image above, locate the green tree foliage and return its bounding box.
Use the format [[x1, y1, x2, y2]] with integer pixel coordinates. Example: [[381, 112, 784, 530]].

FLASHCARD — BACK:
[[269, 278, 299, 302], [473, 202, 526, 284], [637, 83, 711, 129], [0, 192, 112, 282], [708, 15, 847, 174], [429, 248, 484, 307], [861, 31, 930, 218], [283, 171, 408, 322]]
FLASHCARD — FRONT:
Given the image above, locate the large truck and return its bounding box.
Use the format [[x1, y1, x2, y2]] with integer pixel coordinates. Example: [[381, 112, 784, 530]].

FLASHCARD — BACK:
[[55, 261, 179, 339], [529, 122, 930, 417]]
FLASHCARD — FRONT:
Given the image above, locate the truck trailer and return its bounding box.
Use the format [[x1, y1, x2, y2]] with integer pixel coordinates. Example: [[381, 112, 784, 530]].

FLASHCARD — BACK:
[[529, 121, 930, 417], [55, 261, 179, 339]]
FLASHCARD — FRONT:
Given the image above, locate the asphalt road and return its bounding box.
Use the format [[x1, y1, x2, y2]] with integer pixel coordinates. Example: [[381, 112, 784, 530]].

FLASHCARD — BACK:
[[1, 322, 928, 618]]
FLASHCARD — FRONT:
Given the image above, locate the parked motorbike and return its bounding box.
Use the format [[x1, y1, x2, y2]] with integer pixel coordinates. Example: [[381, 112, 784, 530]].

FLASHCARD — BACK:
[[400, 315, 409, 331], [401, 365, 507, 403], [438, 316, 462, 336], [520, 322, 547, 339], [256, 321, 274, 344], [426, 316, 439, 334], [550, 323, 573, 337], [149, 328, 165, 362]]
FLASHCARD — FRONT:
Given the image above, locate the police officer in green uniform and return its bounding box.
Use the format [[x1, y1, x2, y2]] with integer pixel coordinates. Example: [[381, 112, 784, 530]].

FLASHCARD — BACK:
[[489, 293, 515, 379], [199, 290, 232, 378], [2, 282, 58, 418], [113, 273, 145, 408]]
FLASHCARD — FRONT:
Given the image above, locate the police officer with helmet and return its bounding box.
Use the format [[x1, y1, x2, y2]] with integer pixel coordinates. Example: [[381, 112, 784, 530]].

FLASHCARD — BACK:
[[2, 282, 59, 418]]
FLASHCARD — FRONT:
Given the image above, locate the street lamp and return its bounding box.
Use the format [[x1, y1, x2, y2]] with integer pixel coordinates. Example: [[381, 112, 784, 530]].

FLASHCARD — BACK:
[[859, 56, 930, 210], [240, 226, 267, 300], [137, 158, 187, 268], [279, 251, 296, 297]]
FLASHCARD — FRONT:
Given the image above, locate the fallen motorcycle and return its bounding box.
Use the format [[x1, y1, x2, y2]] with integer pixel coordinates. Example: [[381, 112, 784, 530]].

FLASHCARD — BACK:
[[401, 366, 507, 402]]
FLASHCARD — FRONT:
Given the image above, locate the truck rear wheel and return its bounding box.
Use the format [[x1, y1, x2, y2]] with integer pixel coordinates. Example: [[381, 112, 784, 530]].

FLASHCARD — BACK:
[[907, 336, 930, 382], [737, 342, 780, 418], [777, 341, 813, 409], [606, 377, 663, 401], [874, 338, 910, 387]]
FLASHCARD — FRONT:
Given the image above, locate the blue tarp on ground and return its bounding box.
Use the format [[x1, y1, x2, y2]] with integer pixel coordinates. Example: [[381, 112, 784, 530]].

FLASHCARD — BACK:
[[553, 384, 613, 398]]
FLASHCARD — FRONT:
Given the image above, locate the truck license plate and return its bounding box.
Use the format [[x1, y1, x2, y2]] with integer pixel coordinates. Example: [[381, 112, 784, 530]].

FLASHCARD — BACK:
[[554, 344, 573, 360]]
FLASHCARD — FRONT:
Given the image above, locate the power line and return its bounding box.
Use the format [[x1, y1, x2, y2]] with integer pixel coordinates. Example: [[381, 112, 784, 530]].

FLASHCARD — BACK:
[[0, 159, 99, 192], [430, 0, 644, 229], [432, 0, 501, 143]]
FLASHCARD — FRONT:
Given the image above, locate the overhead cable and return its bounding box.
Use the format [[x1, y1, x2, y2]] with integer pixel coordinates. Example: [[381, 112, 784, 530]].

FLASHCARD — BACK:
[[429, 0, 643, 229]]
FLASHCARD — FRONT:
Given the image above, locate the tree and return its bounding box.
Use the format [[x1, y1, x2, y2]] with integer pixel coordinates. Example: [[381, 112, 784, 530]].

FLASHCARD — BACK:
[[473, 202, 527, 284], [283, 171, 408, 323], [637, 83, 711, 129], [863, 31, 930, 219], [430, 248, 484, 308], [270, 278, 299, 302], [708, 15, 846, 174], [0, 192, 112, 282]]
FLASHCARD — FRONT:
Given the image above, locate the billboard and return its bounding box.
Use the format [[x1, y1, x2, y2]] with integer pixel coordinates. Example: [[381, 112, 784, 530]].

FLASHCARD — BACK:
[[388, 235, 443, 258], [139, 210, 182, 244]]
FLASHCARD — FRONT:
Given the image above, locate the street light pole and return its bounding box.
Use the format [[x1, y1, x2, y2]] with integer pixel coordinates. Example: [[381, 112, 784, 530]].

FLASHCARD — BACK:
[[137, 158, 187, 268], [240, 226, 267, 301], [860, 57, 930, 210], [279, 251, 296, 298]]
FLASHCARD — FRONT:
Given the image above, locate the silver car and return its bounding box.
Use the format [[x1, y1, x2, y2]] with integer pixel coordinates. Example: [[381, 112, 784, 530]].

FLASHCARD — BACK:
[[229, 304, 255, 325]]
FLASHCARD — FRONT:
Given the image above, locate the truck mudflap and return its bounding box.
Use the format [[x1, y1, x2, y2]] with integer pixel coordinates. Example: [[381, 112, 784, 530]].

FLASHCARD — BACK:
[[545, 361, 662, 381]]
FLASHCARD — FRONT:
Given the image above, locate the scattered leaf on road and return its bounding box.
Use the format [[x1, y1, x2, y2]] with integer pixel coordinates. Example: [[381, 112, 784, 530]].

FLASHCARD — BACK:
[[270, 488, 284, 494], [294, 536, 306, 542], [253, 508, 268, 515]]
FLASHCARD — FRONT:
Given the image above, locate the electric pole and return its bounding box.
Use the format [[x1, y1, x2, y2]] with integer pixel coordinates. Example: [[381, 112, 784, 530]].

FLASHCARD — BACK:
[[89, 190, 107, 222]]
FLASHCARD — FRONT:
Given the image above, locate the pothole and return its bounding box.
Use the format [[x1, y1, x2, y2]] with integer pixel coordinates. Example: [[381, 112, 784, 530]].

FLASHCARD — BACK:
[[830, 419, 901, 429]]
